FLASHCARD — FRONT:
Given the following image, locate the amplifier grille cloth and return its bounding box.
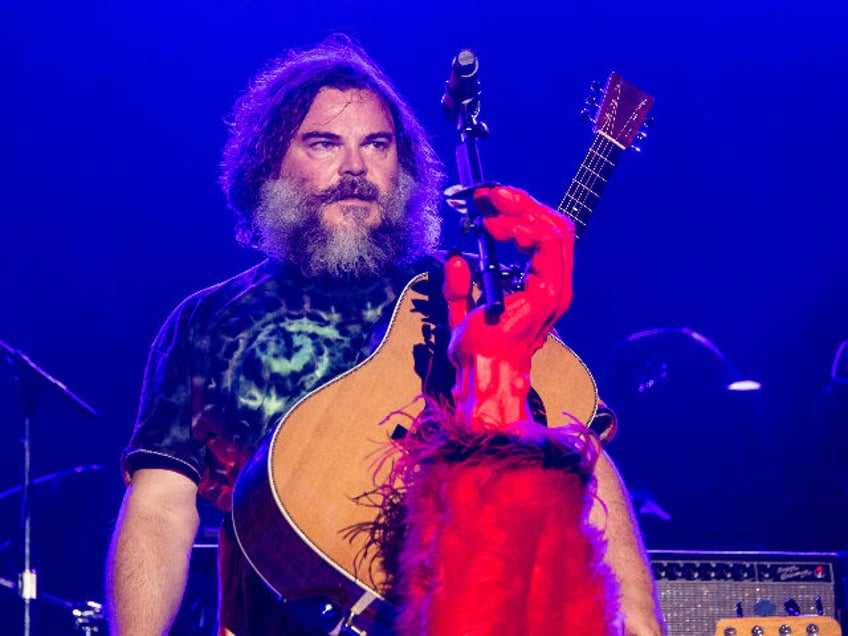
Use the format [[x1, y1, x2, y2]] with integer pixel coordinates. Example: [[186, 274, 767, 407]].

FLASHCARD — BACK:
[[649, 551, 844, 636]]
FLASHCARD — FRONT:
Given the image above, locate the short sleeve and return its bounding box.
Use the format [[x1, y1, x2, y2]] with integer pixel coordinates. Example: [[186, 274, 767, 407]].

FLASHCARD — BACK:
[[121, 297, 206, 484]]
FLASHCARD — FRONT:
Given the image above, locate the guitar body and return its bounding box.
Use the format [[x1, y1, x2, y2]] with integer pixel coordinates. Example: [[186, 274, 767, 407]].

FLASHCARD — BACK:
[[232, 272, 598, 626]]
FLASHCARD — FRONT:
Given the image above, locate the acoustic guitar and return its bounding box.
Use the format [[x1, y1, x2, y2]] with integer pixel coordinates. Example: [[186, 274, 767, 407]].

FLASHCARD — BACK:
[[232, 72, 654, 633]]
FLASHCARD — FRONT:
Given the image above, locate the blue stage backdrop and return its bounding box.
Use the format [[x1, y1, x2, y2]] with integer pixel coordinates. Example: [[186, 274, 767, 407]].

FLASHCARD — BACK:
[[1, 0, 846, 632]]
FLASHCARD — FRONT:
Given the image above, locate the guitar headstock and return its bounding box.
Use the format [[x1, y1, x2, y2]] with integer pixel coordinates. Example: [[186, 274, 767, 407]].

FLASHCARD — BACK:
[[584, 71, 654, 150], [714, 615, 842, 636]]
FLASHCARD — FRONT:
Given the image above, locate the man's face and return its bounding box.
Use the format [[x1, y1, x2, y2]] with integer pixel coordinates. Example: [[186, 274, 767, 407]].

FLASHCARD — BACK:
[[253, 87, 415, 278], [280, 87, 399, 231]]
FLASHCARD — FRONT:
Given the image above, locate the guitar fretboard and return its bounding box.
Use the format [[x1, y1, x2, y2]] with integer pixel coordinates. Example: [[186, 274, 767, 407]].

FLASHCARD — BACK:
[[557, 133, 624, 238]]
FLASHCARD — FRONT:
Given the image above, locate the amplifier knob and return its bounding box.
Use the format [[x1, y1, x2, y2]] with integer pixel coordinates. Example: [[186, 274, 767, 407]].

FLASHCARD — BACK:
[[754, 598, 777, 617], [806, 625, 819, 634], [779, 624, 792, 635]]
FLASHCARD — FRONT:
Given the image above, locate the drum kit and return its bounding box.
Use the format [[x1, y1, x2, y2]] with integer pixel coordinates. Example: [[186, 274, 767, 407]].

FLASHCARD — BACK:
[[1, 338, 106, 635]]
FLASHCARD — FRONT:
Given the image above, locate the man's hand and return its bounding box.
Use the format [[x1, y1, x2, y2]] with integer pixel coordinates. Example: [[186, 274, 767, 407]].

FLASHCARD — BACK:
[[443, 185, 576, 430]]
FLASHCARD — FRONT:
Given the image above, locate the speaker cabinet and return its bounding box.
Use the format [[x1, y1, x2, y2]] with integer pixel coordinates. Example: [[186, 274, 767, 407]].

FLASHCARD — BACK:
[[649, 551, 846, 635]]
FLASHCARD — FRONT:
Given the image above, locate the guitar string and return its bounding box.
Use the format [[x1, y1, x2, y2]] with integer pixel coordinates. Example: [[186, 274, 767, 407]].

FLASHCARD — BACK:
[[572, 137, 612, 228], [558, 135, 603, 224], [580, 134, 618, 219], [561, 110, 632, 229], [561, 134, 615, 225], [559, 134, 619, 229], [582, 134, 615, 210], [564, 141, 597, 225]]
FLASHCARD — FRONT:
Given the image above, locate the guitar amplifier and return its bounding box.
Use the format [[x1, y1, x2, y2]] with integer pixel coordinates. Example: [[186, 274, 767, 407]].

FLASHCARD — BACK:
[[649, 550, 847, 635]]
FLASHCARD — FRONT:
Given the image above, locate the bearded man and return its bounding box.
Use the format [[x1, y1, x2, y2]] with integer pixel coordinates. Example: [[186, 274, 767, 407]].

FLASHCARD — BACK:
[[106, 36, 665, 636]]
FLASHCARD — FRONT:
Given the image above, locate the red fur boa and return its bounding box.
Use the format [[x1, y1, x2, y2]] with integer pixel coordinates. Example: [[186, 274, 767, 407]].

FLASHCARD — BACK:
[[366, 410, 621, 635]]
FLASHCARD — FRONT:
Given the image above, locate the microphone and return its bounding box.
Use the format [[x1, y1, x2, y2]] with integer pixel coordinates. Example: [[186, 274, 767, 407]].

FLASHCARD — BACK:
[[442, 49, 480, 118]]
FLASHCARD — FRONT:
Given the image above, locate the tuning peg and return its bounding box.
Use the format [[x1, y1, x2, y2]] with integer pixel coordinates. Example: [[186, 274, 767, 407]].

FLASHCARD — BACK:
[[590, 79, 603, 93], [585, 95, 598, 107], [630, 129, 649, 152], [642, 117, 655, 129], [579, 108, 596, 124]]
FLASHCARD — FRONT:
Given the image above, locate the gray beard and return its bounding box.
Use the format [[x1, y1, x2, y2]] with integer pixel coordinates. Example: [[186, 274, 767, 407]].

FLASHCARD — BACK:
[[254, 172, 417, 279]]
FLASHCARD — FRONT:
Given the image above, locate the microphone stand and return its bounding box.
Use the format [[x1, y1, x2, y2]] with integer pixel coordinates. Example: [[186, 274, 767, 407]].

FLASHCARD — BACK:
[[442, 49, 504, 321], [0, 338, 98, 636]]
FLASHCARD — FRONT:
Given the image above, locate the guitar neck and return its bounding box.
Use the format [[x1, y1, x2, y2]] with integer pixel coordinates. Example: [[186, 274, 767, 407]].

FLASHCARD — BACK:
[[556, 132, 625, 238]]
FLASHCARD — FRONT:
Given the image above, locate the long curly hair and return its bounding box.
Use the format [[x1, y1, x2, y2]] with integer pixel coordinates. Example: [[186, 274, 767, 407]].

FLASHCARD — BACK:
[[220, 35, 445, 251]]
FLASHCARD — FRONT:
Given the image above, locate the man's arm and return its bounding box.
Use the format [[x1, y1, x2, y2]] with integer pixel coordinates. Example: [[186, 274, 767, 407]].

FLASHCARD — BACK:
[[106, 468, 200, 636], [593, 451, 667, 636]]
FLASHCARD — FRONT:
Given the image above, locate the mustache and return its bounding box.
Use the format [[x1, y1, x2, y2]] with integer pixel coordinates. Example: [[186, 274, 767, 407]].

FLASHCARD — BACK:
[[315, 176, 381, 204]]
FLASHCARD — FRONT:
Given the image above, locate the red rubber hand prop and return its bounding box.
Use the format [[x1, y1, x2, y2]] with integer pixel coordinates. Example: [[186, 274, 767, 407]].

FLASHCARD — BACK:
[[443, 186, 576, 430]]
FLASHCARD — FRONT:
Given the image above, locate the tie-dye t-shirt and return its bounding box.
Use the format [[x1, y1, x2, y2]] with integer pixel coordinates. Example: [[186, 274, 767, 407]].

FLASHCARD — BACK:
[[122, 257, 432, 513]]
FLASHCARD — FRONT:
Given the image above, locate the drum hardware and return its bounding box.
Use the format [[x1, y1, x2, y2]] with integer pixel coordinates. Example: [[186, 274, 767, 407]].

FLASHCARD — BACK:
[[1, 337, 99, 636], [0, 464, 104, 502], [0, 574, 106, 634], [72, 600, 106, 635]]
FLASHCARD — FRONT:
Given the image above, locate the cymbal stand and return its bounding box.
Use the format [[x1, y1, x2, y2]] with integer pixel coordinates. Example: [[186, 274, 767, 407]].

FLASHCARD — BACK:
[[0, 574, 105, 634], [1, 338, 98, 636]]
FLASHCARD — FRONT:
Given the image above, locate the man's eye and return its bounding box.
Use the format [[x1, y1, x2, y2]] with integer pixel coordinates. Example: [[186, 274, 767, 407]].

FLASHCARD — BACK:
[[368, 139, 393, 152], [310, 141, 336, 150]]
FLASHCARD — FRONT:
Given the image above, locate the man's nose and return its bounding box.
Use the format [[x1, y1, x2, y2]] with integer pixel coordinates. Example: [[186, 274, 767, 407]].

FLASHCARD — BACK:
[[339, 145, 366, 176]]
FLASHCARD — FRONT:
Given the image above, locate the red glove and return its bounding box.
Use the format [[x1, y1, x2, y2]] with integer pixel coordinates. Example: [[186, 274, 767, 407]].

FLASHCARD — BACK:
[[443, 185, 576, 431]]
